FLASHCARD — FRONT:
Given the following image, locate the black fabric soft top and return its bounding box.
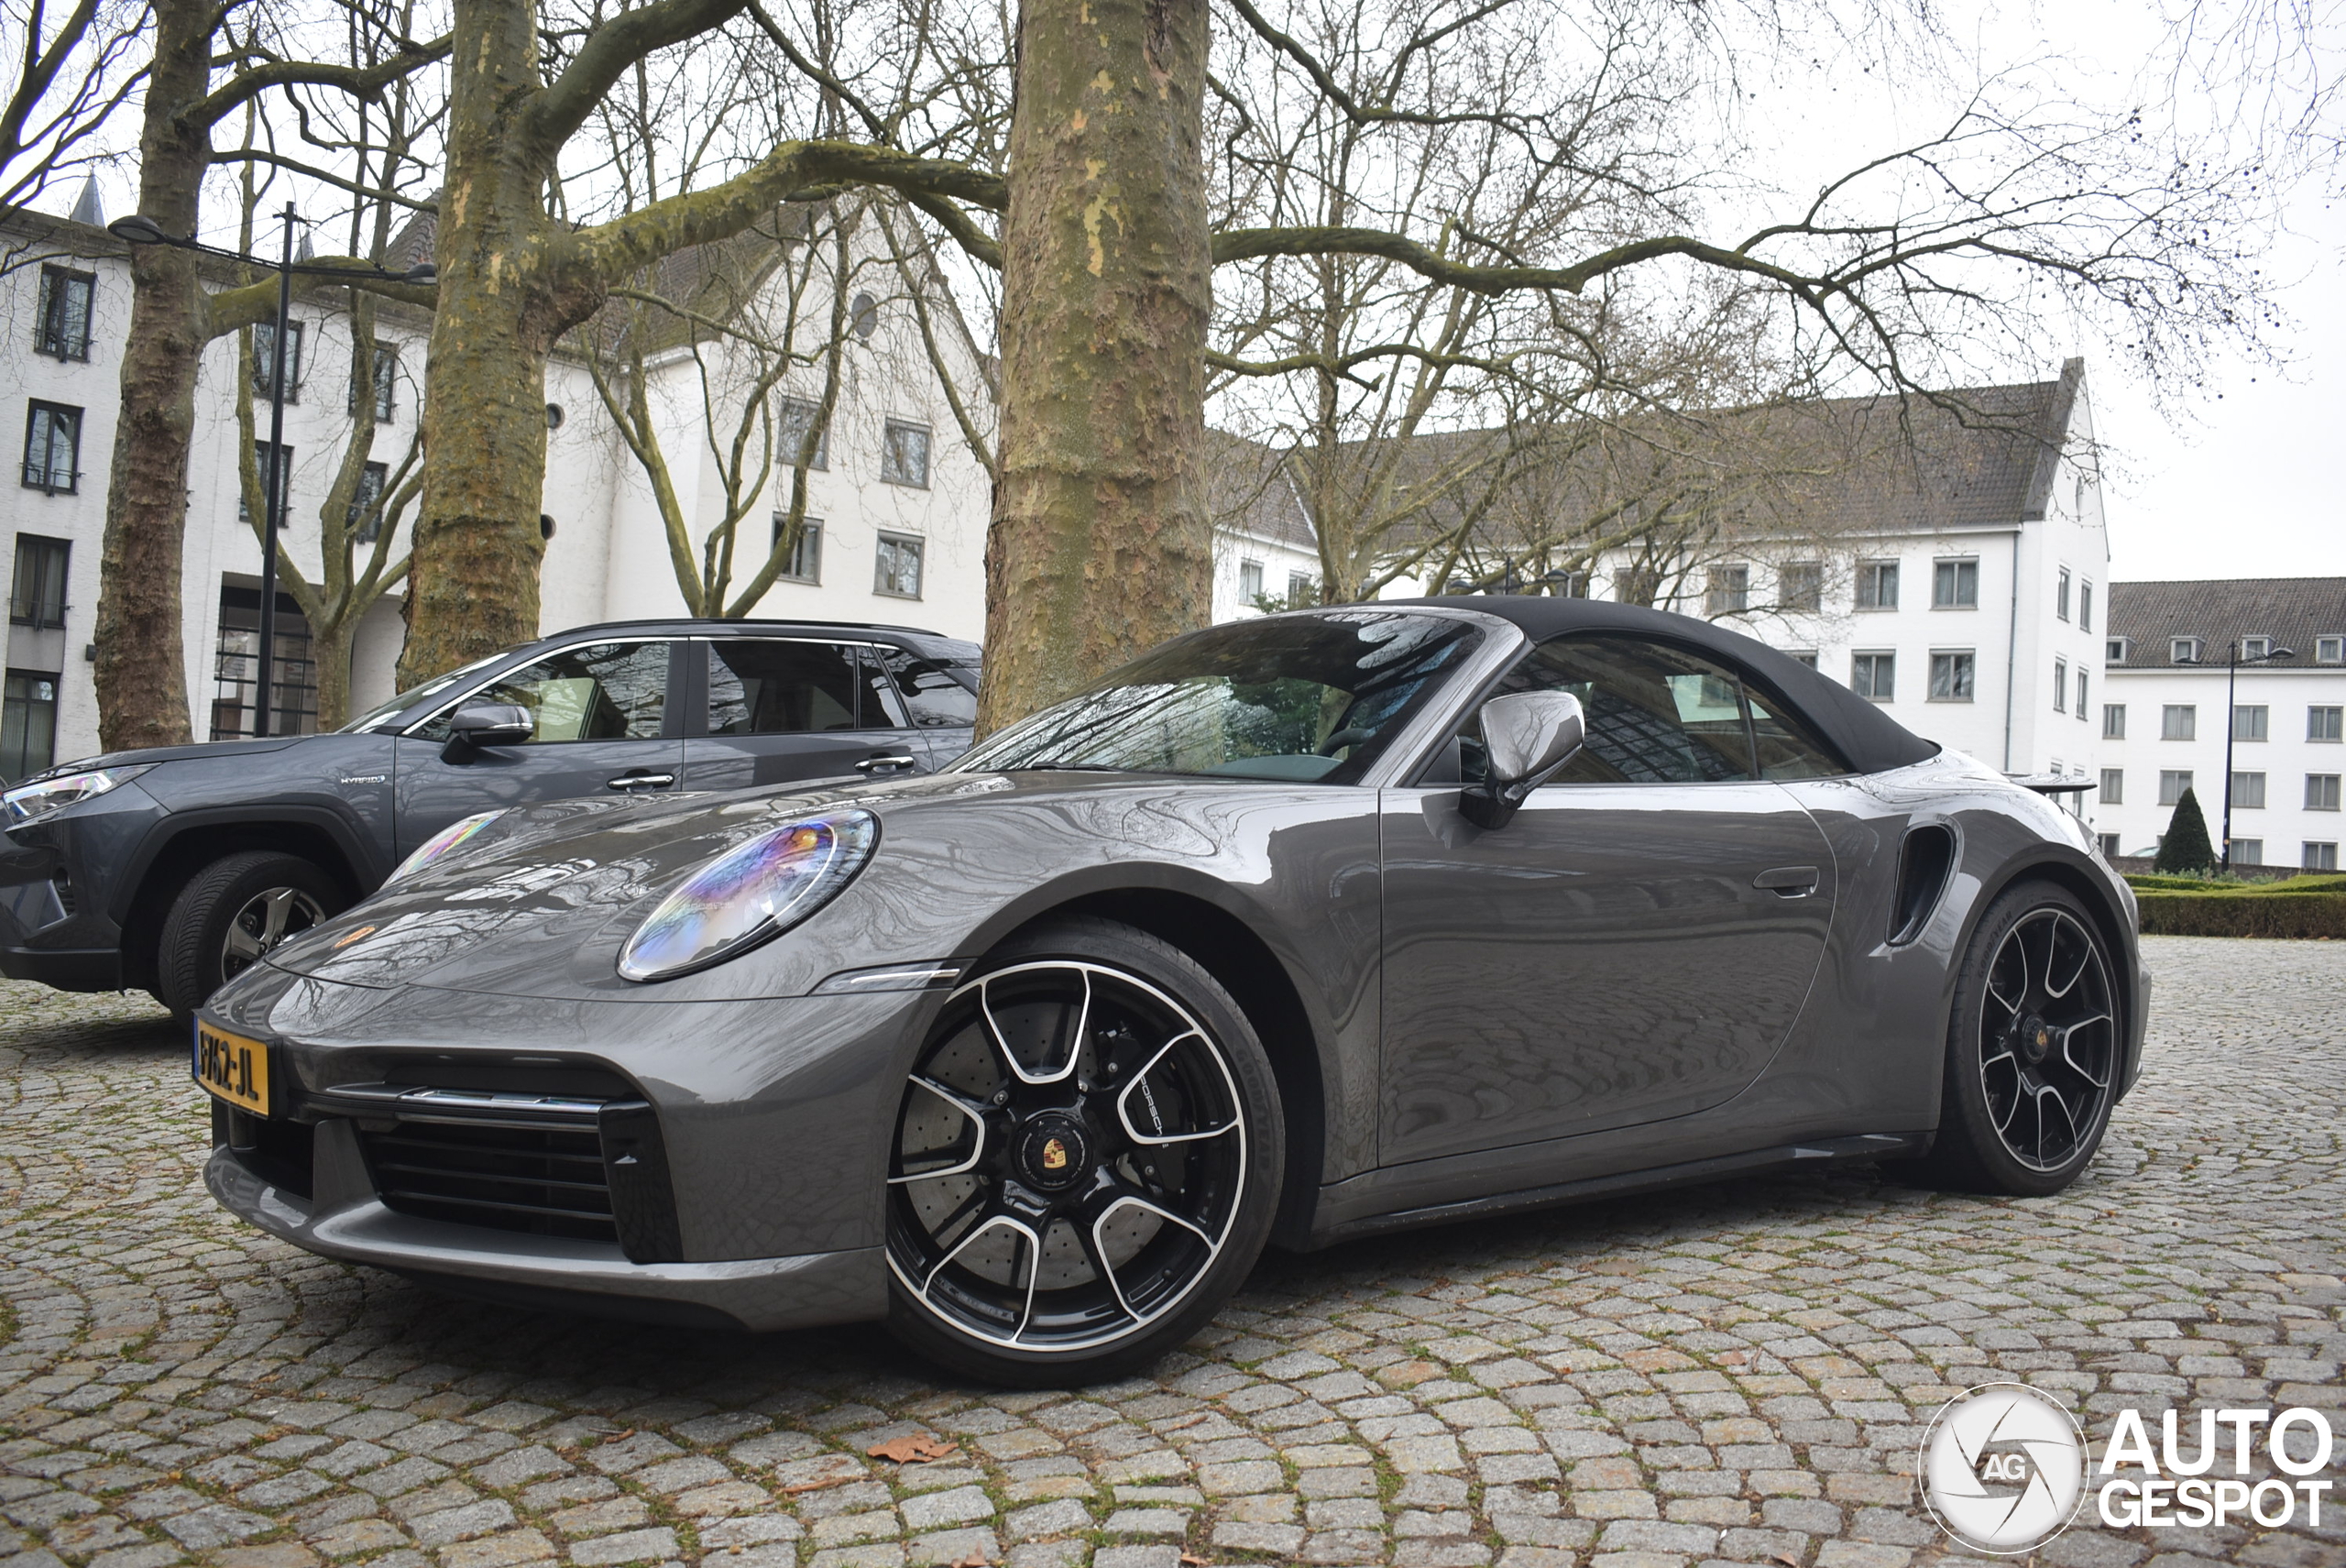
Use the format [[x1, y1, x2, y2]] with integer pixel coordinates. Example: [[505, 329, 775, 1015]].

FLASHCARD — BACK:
[[1381, 596, 1942, 777]]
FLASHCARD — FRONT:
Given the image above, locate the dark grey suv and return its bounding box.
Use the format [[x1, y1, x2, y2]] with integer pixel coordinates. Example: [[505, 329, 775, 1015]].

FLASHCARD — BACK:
[[0, 618, 979, 1015]]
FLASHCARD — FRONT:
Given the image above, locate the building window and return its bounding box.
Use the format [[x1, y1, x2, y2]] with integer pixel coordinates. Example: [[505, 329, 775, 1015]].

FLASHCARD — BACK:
[[2158, 770, 2193, 806], [2097, 832, 2121, 859], [776, 397, 828, 469], [1238, 559, 1264, 601], [1855, 560, 1899, 610], [1, 670, 59, 784], [2078, 581, 2093, 632], [8, 534, 70, 629], [35, 266, 94, 361], [2099, 768, 2122, 805], [1614, 565, 1662, 607], [1288, 571, 1316, 607], [241, 442, 292, 521], [874, 533, 924, 598], [1932, 559, 1979, 609], [2107, 637, 2129, 663], [20, 400, 81, 494], [2233, 705, 2268, 742], [2052, 658, 2067, 714], [1705, 565, 1749, 617], [1851, 652, 1894, 701], [348, 461, 389, 543], [2056, 567, 2071, 621], [2103, 704, 2126, 740], [2311, 706, 2343, 743], [251, 319, 304, 402], [2076, 670, 2088, 720], [773, 515, 822, 583], [2241, 636, 2272, 660], [880, 421, 931, 488], [2308, 774, 2343, 812], [2231, 772, 2266, 810], [1779, 562, 1822, 613], [850, 291, 879, 340], [210, 584, 316, 740], [2231, 839, 2263, 866], [2317, 636, 2342, 664], [349, 341, 398, 421], [2162, 705, 2197, 741], [1785, 651, 1818, 669], [1928, 651, 1975, 701], [2171, 637, 2201, 663], [2307, 841, 2341, 872]]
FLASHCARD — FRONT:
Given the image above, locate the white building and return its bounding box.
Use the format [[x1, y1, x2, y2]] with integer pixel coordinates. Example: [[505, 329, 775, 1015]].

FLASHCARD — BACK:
[[2095, 578, 2346, 870], [1, 193, 993, 781]]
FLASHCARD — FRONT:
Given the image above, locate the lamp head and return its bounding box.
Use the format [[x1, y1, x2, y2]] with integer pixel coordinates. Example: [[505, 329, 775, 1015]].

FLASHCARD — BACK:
[[400, 262, 437, 285], [106, 214, 176, 247]]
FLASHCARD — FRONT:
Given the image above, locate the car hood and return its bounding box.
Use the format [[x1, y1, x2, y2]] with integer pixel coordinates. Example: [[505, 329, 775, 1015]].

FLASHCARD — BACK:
[[240, 767, 1210, 1005], [24, 734, 309, 781]]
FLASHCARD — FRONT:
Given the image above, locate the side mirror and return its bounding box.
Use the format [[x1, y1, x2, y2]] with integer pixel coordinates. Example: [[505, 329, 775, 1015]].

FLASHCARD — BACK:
[[442, 701, 533, 760], [1461, 691, 1584, 829]]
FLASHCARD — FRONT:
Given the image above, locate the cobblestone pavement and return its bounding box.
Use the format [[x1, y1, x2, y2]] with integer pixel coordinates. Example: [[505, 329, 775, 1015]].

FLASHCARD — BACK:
[[4, 937, 2341, 1568]]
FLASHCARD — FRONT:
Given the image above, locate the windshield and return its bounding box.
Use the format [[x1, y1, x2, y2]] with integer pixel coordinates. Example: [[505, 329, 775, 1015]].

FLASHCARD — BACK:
[[957, 610, 1481, 784], [337, 650, 512, 733]]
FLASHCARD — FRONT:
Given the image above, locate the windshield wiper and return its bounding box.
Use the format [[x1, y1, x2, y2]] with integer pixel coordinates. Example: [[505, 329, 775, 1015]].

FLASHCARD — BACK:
[[1007, 760, 1132, 773]]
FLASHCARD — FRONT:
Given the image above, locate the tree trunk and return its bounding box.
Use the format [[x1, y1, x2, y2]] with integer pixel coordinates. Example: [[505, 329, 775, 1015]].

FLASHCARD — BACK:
[[398, 0, 595, 685], [975, 0, 1213, 732], [90, 0, 213, 751]]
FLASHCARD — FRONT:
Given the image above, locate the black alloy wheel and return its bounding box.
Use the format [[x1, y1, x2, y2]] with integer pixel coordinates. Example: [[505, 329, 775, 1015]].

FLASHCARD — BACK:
[[1911, 881, 2121, 1195], [884, 917, 1283, 1385]]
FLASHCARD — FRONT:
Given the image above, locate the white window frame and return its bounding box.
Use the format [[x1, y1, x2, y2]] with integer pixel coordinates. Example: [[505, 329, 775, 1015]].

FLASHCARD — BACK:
[[2308, 773, 2343, 813], [2158, 769, 2194, 806], [2162, 705, 2197, 741], [2310, 706, 2344, 743], [1927, 650, 1975, 702], [2231, 771, 2266, 810], [1931, 558, 1979, 609], [2103, 704, 2125, 740], [2233, 705, 2268, 743], [2099, 768, 2122, 805], [2317, 636, 2343, 665], [1851, 650, 1895, 701], [2172, 637, 2202, 664]]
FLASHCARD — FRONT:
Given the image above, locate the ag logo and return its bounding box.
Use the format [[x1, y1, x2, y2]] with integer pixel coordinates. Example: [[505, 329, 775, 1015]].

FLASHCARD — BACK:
[[1040, 1137, 1069, 1170], [1919, 1383, 2087, 1553]]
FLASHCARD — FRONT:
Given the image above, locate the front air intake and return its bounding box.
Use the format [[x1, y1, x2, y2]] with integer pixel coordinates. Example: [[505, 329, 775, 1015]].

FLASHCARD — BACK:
[[1888, 824, 1957, 946]]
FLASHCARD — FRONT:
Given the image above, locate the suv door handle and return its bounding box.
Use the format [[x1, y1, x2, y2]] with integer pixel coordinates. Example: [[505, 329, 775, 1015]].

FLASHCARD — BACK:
[[606, 771, 676, 791], [856, 754, 919, 773], [1753, 865, 1820, 896]]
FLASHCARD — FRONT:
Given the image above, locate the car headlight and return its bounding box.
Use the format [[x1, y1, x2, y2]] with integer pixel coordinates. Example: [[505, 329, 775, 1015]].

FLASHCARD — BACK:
[[389, 809, 507, 883], [2, 765, 154, 827], [619, 810, 879, 982]]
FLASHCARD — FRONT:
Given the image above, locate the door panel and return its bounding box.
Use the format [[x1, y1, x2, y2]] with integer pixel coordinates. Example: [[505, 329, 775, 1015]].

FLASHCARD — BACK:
[[682, 641, 928, 792], [1380, 783, 1837, 1161], [393, 640, 682, 856]]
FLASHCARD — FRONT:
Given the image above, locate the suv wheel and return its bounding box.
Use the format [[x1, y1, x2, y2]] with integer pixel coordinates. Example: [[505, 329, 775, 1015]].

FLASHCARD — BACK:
[[155, 852, 345, 1019]]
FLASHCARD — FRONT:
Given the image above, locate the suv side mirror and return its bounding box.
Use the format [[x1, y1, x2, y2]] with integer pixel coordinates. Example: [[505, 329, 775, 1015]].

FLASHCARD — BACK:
[[443, 702, 533, 760], [1461, 691, 1584, 829]]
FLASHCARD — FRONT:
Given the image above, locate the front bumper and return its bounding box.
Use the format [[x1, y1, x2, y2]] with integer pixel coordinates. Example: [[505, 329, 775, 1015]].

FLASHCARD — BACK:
[[198, 962, 951, 1332]]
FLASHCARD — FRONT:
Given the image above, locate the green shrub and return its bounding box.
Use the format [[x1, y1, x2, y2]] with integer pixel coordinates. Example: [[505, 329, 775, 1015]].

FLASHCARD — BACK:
[[2125, 872, 2346, 896], [2133, 890, 2346, 938], [2154, 789, 2215, 875]]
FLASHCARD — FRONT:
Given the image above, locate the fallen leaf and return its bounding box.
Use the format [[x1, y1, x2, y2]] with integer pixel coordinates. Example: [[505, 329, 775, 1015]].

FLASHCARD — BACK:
[[867, 1433, 960, 1464], [1180, 1554, 1210, 1566], [949, 1556, 991, 1568], [1717, 1352, 1747, 1366], [779, 1473, 858, 1495], [1773, 1553, 1803, 1568]]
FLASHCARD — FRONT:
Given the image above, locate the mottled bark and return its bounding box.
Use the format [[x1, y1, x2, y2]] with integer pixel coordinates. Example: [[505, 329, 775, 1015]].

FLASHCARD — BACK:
[[89, 0, 212, 751], [975, 0, 1213, 733]]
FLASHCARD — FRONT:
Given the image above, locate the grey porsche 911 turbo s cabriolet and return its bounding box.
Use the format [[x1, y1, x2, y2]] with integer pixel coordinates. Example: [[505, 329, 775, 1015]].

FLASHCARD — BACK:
[[193, 598, 2146, 1384]]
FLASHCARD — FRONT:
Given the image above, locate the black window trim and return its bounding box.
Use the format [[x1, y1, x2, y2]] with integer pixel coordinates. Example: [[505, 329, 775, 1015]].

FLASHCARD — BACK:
[[396, 636, 687, 742], [36, 265, 96, 362], [21, 400, 82, 495]]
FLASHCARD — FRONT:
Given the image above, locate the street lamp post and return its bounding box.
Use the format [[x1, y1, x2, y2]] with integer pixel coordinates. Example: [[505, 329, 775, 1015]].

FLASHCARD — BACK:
[[2188, 639, 2297, 872], [108, 211, 434, 739]]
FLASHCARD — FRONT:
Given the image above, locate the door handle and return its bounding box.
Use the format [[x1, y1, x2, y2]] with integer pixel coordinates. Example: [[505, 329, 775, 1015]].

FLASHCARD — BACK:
[[856, 754, 919, 773], [1753, 865, 1821, 896], [606, 771, 676, 791]]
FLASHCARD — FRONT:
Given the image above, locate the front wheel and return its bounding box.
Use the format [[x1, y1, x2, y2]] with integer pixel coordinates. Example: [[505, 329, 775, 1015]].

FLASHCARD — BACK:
[[154, 851, 345, 1021], [884, 917, 1285, 1387], [1909, 881, 2122, 1195]]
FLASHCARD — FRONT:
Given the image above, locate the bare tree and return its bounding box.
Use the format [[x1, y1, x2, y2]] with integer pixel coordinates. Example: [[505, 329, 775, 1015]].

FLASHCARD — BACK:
[[0, 0, 148, 228]]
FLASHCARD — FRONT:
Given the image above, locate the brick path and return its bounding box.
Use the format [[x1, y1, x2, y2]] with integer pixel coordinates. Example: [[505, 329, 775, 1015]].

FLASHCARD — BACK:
[[3, 936, 2341, 1568]]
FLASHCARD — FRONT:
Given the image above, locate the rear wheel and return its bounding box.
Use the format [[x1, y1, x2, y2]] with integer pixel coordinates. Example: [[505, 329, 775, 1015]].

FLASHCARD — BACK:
[[884, 917, 1284, 1387], [1909, 881, 2121, 1195], [154, 852, 345, 1020]]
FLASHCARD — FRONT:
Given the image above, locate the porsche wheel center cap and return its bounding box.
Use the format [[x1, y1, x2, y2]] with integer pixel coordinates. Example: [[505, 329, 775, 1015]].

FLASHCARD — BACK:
[[2018, 1014, 2055, 1066], [1016, 1114, 1091, 1191]]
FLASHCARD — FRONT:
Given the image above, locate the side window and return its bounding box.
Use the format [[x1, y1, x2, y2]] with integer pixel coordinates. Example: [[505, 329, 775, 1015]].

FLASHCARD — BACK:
[[1462, 636, 1757, 785], [883, 650, 979, 729], [423, 641, 670, 741], [707, 641, 869, 734], [1746, 687, 1845, 779]]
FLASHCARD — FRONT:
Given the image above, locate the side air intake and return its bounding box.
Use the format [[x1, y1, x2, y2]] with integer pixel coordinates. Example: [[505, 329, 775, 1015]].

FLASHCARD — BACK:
[[1888, 824, 1957, 946]]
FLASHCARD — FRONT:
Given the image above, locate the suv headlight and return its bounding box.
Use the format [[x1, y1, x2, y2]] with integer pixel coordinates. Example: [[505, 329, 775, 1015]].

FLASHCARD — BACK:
[[3, 765, 155, 828], [619, 810, 878, 982], [388, 809, 508, 883]]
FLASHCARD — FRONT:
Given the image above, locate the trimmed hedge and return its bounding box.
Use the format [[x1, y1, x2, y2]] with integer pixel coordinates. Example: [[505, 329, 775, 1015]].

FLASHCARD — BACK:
[[2132, 889, 2346, 938]]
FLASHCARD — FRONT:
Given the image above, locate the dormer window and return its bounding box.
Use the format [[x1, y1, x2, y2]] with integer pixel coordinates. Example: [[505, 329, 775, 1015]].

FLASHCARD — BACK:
[[2107, 637, 2129, 663], [2242, 636, 2273, 660], [2172, 638, 2202, 664], [2319, 636, 2343, 665]]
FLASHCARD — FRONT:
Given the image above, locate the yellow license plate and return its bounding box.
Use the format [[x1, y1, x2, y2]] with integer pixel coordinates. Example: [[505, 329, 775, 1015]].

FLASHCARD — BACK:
[[193, 1021, 271, 1115]]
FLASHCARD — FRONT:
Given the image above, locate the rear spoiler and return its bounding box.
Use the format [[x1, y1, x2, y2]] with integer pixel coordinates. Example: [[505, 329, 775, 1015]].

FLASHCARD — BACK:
[[2010, 773, 2095, 795]]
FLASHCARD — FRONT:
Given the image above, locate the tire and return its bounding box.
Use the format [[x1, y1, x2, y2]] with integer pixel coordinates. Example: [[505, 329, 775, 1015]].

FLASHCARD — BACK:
[[884, 916, 1286, 1387], [1905, 881, 2121, 1196], [154, 852, 345, 1020]]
